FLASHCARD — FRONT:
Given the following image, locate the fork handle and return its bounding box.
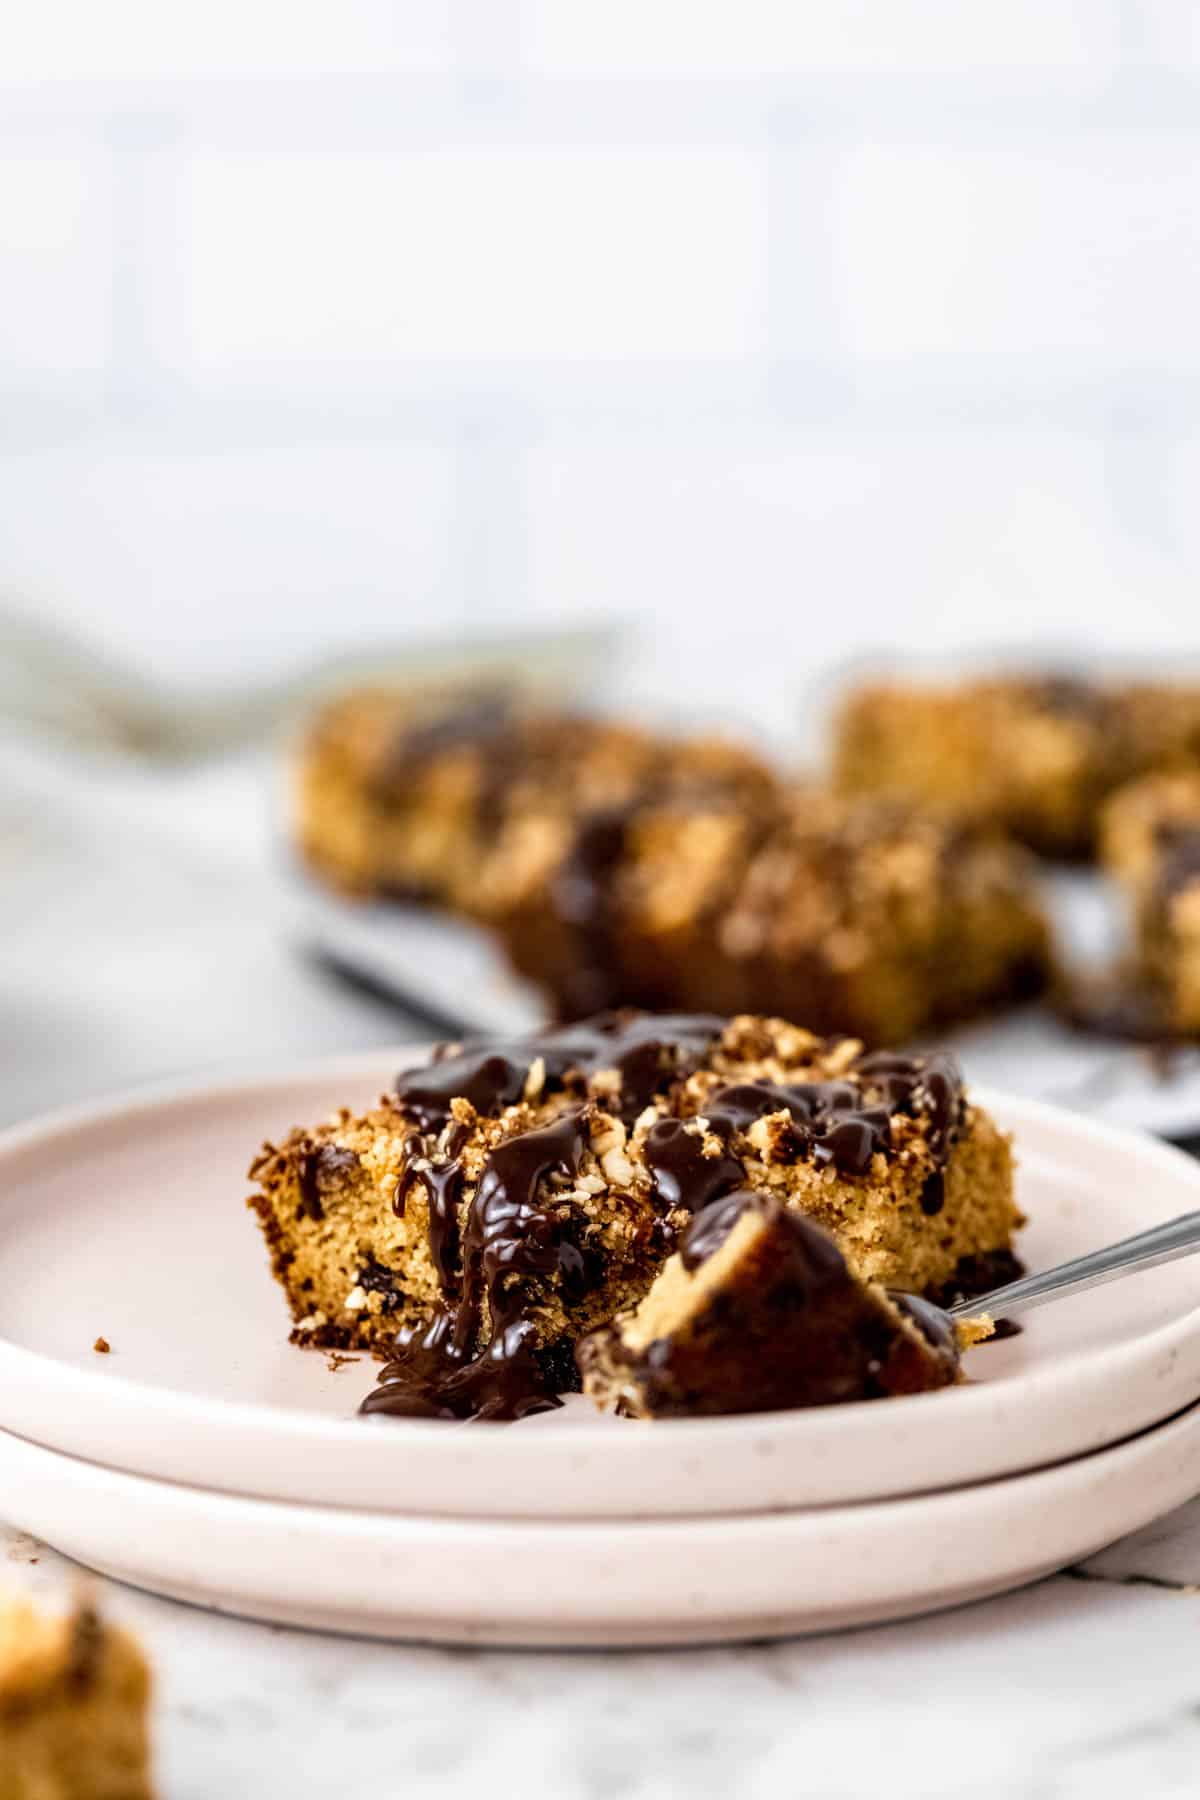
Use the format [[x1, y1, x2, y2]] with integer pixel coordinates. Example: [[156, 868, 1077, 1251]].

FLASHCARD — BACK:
[[947, 1209, 1200, 1321]]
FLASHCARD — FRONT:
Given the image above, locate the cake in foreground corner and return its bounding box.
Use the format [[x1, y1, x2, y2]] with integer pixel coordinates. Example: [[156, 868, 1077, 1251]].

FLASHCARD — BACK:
[[248, 1012, 1018, 1421], [0, 1597, 154, 1800]]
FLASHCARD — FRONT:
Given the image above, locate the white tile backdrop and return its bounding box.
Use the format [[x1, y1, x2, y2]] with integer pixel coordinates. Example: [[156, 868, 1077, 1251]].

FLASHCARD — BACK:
[[1, 1, 1199, 735]]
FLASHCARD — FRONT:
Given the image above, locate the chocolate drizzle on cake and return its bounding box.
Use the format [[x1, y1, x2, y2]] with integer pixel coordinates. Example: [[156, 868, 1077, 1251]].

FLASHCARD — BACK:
[[365, 1108, 593, 1422], [461, 1107, 592, 1348], [375, 1015, 729, 1420], [394, 1010, 725, 1132], [854, 1050, 965, 1214], [680, 1192, 855, 1288], [642, 1049, 963, 1237], [643, 1117, 746, 1217], [707, 1079, 894, 1178], [545, 1012, 726, 1120], [395, 1138, 467, 1294], [295, 1149, 325, 1222], [640, 1075, 898, 1248], [296, 1143, 361, 1222], [395, 1051, 530, 1136], [679, 1190, 758, 1269]]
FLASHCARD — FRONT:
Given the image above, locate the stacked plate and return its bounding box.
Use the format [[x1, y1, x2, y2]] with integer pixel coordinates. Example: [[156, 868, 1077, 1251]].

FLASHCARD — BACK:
[[2, 1055, 1200, 1646]]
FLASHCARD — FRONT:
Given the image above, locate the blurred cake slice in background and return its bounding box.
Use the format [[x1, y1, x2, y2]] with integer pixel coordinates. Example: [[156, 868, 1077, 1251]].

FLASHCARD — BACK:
[[1102, 771, 1200, 1037], [576, 1194, 984, 1419], [295, 687, 1049, 1044], [833, 674, 1200, 860], [296, 685, 773, 907]]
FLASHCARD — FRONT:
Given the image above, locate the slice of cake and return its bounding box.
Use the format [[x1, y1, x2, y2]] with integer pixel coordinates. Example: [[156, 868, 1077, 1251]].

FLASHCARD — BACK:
[[248, 1012, 1020, 1420], [1101, 772, 1200, 1035], [0, 1598, 154, 1800], [833, 675, 1123, 857], [576, 1194, 985, 1418], [833, 673, 1200, 859], [295, 686, 1049, 1041]]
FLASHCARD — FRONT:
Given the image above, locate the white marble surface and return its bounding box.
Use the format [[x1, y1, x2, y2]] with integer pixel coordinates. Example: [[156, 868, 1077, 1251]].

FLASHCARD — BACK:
[[5, 739, 1200, 1799], [6, 1515, 1200, 1800]]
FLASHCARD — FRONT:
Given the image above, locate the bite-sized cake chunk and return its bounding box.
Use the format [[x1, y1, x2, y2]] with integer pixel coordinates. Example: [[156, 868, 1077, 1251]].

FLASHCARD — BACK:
[[0, 1598, 154, 1800], [652, 1021, 1021, 1298], [1101, 772, 1200, 1035], [577, 1195, 983, 1418], [833, 674, 1200, 859], [248, 1013, 1020, 1421]]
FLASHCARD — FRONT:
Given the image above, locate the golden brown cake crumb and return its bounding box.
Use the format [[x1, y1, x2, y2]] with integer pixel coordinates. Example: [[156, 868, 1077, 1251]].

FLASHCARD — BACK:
[[248, 1012, 1020, 1421], [0, 1598, 153, 1800], [92, 1338, 110, 1356], [954, 1313, 995, 1352]]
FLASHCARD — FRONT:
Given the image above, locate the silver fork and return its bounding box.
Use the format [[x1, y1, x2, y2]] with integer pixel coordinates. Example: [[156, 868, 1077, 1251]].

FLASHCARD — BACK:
[[948, 1211, 1200, 1323]]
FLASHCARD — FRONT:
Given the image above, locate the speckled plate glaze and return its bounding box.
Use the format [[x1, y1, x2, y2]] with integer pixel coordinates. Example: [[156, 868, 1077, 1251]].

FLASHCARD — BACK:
[[2, 1055, 1200, 1517], [4, 1402, 1200, 1646]]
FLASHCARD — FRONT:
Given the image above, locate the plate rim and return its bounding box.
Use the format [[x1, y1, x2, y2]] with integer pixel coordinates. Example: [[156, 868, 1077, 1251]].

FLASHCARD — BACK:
[[4, 1400, 1200, 1646]]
